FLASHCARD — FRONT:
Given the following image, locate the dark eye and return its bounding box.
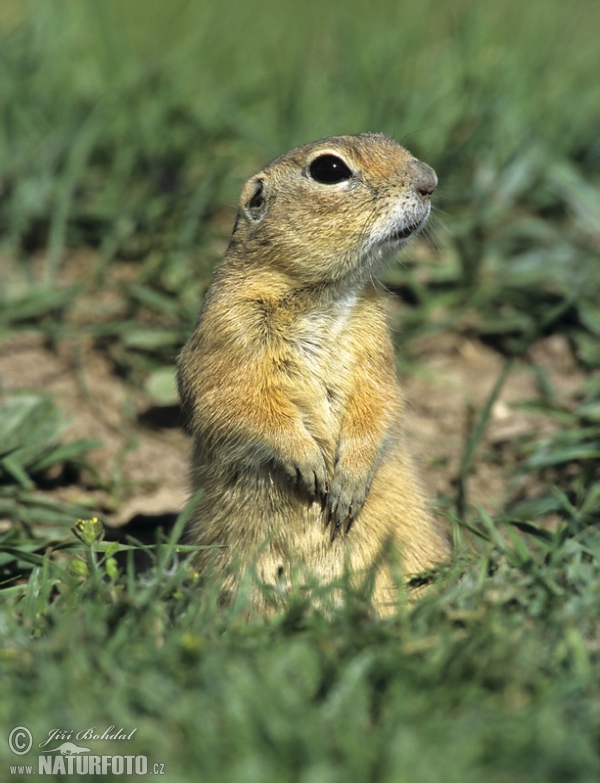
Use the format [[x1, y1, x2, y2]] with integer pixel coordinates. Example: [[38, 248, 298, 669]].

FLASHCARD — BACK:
[[309, 154, 352, 184]]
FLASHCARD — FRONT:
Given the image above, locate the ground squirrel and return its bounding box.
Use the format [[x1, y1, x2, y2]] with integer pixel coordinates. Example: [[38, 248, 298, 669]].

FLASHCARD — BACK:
[[177, 133, 451, 614]]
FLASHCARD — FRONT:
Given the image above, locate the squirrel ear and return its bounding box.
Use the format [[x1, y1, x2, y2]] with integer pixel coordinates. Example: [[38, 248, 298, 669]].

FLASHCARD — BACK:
[[241, 177, 267, 221]]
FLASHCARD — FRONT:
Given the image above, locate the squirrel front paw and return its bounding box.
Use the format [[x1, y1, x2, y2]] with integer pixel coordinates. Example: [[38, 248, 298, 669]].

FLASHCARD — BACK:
[[278, 447, 329, 506], [326, 467, 373, 541]]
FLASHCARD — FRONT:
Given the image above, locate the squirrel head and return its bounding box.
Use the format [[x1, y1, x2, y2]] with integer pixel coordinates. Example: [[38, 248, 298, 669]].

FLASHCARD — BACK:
[[228, 133, 437, 288]]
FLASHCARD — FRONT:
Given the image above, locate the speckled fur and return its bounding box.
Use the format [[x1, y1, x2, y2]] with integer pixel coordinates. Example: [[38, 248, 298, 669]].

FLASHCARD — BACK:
[[177, 133, 451, 614]]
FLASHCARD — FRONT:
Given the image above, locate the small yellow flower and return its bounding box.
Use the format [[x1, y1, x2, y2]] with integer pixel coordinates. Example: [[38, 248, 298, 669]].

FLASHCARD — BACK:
[[73, 517, 105, 545]]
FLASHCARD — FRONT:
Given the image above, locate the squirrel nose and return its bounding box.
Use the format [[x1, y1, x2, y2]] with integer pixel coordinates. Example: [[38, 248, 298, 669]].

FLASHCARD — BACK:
[[411, 160, 437, 198]]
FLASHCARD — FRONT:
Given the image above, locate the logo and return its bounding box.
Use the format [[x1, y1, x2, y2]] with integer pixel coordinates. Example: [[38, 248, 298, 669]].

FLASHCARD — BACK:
[[7, 725, 165, 777], [8, 728, 32, 756], [45, 742, 92, 756]]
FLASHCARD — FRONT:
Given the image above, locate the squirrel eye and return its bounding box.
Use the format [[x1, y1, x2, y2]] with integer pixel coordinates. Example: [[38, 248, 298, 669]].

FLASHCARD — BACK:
[[309, 154, 352, 184]]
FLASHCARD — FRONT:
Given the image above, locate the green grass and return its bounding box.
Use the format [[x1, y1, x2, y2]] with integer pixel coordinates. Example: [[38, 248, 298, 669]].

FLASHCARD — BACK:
[[1, 1, 599, 780], [2, 516, 599, 782]]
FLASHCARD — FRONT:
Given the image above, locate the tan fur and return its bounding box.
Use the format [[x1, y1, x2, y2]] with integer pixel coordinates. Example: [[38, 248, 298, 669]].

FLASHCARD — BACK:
[[177, 133, 450, 614]]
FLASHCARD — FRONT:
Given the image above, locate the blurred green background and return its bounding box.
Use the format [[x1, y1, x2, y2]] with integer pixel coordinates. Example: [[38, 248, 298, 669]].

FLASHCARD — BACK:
[[0, 0, 598, 342], [0, 1, 598, 256], [1, 2, 600, 781], [1, 0, 599, 372]]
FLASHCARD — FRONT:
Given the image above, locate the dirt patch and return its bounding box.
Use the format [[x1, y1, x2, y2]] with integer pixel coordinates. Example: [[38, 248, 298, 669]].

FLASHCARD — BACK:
[[404, 332, 581, 513], [0, 331, 190, 527]]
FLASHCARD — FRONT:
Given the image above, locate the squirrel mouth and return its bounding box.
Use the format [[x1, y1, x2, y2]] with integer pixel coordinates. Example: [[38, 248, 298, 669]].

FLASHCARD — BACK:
[[388, 221, 422, 242]]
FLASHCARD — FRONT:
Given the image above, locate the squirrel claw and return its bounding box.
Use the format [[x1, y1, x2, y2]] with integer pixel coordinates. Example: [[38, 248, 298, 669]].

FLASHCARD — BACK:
[[331, 517, 343, 542], [320, 491, 328, 513], [327, 498, 349, 542]]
